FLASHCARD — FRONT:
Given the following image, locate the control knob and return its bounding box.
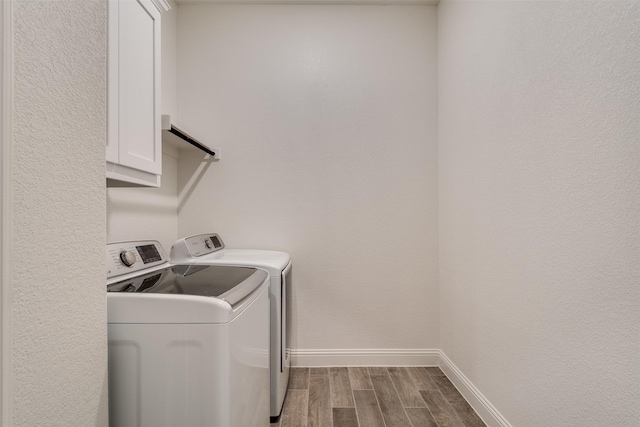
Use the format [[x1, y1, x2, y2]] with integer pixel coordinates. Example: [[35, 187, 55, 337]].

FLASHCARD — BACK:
[[120, 250, 136, 267]]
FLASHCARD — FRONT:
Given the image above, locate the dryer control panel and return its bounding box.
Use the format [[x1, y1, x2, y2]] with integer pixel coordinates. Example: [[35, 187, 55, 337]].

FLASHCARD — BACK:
[[107, 240, 167, 279], [170, 233, 225, 262]]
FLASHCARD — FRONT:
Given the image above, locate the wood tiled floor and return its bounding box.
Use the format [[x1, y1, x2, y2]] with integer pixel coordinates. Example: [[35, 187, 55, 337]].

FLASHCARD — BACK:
[[271, 367, 486, 427]]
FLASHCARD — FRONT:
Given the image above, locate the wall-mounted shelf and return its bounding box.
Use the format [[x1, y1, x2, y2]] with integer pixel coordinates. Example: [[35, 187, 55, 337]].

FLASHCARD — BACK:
[[161, 115, 220, 159]]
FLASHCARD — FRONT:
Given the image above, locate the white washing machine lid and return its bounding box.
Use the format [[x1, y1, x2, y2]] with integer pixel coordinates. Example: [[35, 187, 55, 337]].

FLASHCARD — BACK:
[[191, 249, 290, 276], [107, 264, 268, 324], [171, 234, 290, 277]]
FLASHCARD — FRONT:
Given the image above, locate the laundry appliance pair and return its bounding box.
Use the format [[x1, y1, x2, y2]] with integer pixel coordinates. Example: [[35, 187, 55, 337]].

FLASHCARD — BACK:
[[106, 233, 292, 427]]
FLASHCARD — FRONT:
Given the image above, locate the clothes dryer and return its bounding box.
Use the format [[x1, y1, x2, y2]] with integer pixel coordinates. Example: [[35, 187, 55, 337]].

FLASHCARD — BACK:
[[170, 233, 292, 421]]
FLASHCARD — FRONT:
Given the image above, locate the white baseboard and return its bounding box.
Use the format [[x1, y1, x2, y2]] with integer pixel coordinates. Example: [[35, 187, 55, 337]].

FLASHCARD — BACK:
[[290, 348, 511, 427], [290, 348, 440, 367], [438, 351, 512, 427]]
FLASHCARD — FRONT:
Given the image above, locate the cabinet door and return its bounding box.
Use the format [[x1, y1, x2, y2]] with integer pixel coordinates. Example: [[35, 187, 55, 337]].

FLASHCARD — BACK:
[[108, 0, 161, 175]]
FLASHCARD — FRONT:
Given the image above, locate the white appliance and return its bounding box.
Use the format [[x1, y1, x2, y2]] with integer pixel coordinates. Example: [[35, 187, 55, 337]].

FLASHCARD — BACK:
[[170, 233, 292, 421], [106, 240, 270, 427]]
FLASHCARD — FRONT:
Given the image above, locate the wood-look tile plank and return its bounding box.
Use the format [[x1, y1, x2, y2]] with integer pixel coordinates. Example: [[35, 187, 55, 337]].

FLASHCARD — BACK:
[[447, 399, 487, 427], [353, 390, 385, 427], [333, 408, 359, 427], [330, 367, 355, 407], [432, 375, 465, 402], [420, 389, 465, 427], [308, 375, 332, 427], [425, 367, 446, 377], [349, 367, 373, 390], [370, 373, 412, 427], [388, 367, 426, 408], [280, 366, 485, 427], [289, 368, 310, 390], [280, 389, 309, 427], [368, 367, 388, 376], [405, 367, 438, 390], [310, 367, 329, 376], [405, 408, 438, 427]]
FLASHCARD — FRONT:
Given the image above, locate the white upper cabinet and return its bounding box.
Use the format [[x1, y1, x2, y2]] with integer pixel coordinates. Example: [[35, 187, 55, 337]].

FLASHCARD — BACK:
[[107, 0, 168, 187]]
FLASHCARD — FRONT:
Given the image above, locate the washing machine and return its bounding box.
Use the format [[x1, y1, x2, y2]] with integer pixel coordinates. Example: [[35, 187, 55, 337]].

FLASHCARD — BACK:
[[170, 233, 292, 421], [106, 240, 270, 427]]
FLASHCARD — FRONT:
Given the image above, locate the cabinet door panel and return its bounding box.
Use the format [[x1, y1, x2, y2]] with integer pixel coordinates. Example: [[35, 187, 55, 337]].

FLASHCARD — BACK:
[[117, 0, 161, 174]]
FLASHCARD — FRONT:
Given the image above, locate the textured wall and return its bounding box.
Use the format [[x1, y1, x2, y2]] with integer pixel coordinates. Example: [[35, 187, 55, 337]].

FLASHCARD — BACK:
[[438, 1, 640, 425], [177, 5, 439, 351], [11, 1, 108, 426]]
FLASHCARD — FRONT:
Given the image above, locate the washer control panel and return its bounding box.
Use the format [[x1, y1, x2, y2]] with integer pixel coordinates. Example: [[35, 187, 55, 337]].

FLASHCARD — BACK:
[[170, 233, 225, 262], [107, 240, 167, 279]]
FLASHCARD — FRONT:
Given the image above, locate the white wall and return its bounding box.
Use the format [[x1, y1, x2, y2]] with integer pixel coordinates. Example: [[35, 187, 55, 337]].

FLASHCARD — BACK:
[[107, 152, 179, 253], [438, 1, 640, 425], [107, 0, 179, 254], [0, 3, 8, 424], [177, 5, 439, 351], [10, 1, 108, 425]]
